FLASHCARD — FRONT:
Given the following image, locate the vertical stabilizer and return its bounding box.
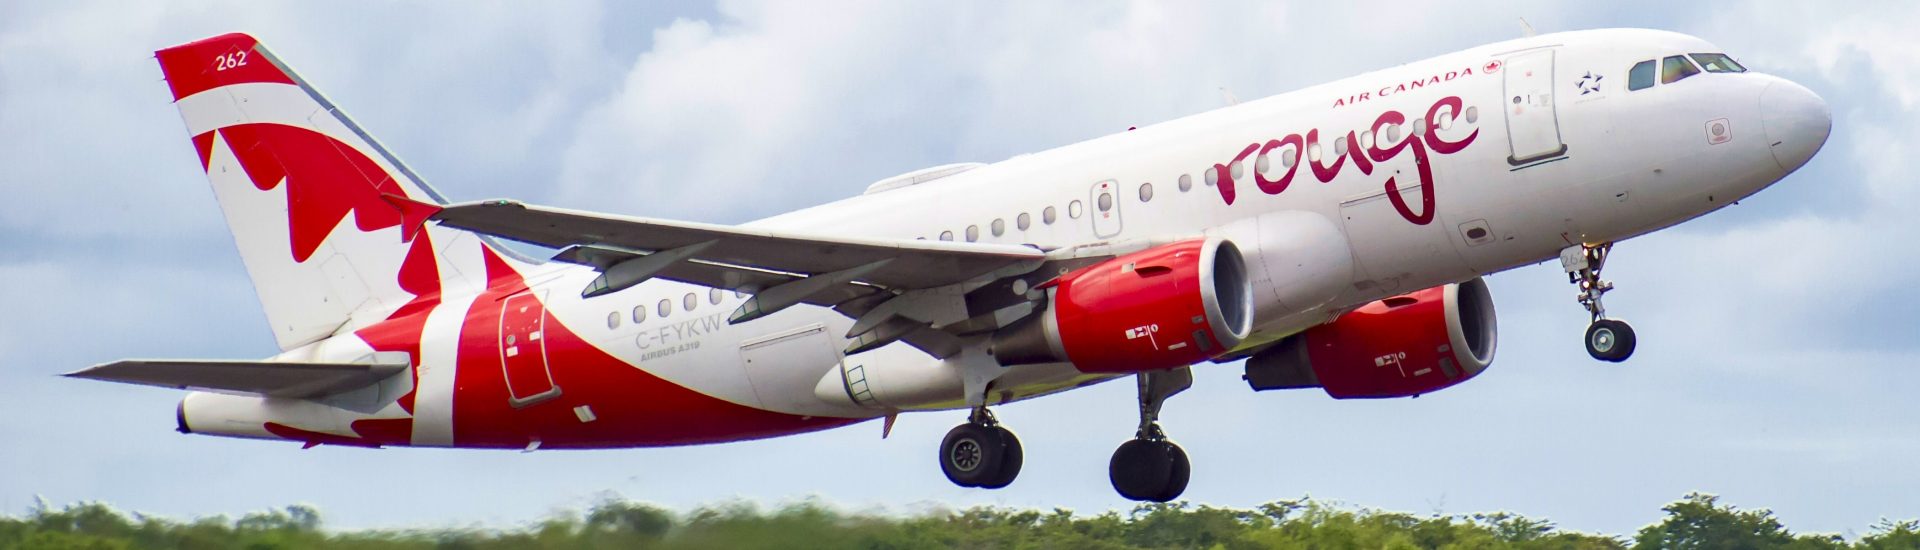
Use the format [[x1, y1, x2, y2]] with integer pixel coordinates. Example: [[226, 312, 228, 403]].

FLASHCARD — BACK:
[[157, 33, 503, 350]]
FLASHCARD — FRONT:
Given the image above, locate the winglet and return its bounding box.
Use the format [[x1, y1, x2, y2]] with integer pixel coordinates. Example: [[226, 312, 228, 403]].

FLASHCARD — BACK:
[[380, 193, 443, 243]]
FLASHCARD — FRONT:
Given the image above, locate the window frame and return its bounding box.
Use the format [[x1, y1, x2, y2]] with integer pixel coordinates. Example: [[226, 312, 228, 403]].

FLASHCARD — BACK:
[[1688, 52, 1747, 73], [1628, 59, 1657, 91], [1661, 54, 1701, 85]]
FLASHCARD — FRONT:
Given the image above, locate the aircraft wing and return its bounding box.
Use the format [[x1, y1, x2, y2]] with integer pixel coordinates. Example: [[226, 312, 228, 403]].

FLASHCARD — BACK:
[[66, 359, 407, 398], [420, 199, 1051, 358], [431, 199, 1044, 289]]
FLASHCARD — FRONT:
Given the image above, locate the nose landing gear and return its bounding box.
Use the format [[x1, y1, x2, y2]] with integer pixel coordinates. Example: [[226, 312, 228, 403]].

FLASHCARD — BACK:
[[939, 407, 1023, 489], [1563, 243, 1636, 362], [1109, 368, 1193, 502]]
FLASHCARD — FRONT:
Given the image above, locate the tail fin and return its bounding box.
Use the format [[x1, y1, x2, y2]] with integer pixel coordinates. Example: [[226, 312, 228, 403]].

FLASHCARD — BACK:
[[158, 33, 503, 350]]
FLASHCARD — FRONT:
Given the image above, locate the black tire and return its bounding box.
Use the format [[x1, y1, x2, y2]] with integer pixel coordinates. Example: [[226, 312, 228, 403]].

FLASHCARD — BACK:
[[1585, 319, 1637, 362], [940, 423, 1006, 488], [1609, 320, 1637, 362], [978, 426, 1023, 489], [1150, 441, 1191, 503], [1109, 439, 1175, 501]]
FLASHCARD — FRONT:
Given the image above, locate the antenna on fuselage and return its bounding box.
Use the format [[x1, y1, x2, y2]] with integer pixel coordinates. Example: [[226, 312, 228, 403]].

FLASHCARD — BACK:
[[1219, 87, 1242, 106], [1517, 17, 1537, 38]]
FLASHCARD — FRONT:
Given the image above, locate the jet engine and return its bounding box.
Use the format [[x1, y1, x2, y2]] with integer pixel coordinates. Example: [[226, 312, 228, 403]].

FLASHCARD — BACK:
[[991, 237, 1253, 373], [1244, 277, 1496, 398]]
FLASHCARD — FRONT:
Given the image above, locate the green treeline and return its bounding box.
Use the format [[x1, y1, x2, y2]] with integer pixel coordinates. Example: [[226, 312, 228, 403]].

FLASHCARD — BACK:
[[2, 492, 1915, 549]]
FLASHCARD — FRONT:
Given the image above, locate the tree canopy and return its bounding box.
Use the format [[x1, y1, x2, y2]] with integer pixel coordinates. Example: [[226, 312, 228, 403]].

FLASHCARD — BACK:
[[2, 492, 1914, 549]]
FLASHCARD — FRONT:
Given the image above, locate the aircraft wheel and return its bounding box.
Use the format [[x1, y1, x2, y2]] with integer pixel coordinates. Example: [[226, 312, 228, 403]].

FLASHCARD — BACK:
[[940, 423, 1008, 488], [1154, 442, 1191, 502], [1110, 439, 1187, 502], [1585, 319, 1637, 362], [977, 426, 1023, 489]]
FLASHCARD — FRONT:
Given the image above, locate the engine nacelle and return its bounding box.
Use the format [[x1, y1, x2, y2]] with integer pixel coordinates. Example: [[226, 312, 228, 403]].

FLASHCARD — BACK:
[[992, 237, 1253, 373], [1244, 277, 1496, 398]]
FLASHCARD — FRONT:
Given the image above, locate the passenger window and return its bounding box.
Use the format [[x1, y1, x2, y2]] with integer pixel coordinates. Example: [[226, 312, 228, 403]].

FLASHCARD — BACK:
[[1177, 174, 1192, 192], [1203, 167, 1217, 186], [1069, 200, 1084, 219], [684, 292, 697, 311], [1229, 161, 1244, 180], [1138, 182, 1153, 202], [1661, 55, 1700, 84], [965, 225, 979, 242], [631, 304, 647, 323], [991, 218, 1005, 236], [1017, 212, 1031, 230], [1334, 137, 1347, 157], [1628, 60, 1656, 90], [1411, 118, 1427, 136], [657, 298, 671, 318], [1690, 53, 1746, 73], [1043, 206, 1057, 224], [607, 311, 621, 329], [1282, 148, 1297, 167], [710, 288, 723, 305], [939, 230, 954, 241]]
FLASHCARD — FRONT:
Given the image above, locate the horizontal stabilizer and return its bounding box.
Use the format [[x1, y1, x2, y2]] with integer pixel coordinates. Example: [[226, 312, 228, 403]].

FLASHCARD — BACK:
[[66, 358, 407, 398]]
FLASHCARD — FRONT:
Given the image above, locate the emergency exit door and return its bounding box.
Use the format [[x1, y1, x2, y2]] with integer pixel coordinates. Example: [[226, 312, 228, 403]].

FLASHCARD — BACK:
[[1503, 49, 1569, 165], [1089, 179, 1122, 238], [499, 290, 561, 407]]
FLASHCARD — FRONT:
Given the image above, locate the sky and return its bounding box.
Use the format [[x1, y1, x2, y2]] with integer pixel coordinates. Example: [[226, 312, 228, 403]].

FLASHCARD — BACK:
[[2, 0, 1917, 539]]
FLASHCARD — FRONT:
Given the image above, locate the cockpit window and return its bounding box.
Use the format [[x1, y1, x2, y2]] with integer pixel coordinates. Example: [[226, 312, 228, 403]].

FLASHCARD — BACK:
[[1689, 53, 1747, 73], [1661, 55, 1701, 84], [1628, 60, 1657, 91]]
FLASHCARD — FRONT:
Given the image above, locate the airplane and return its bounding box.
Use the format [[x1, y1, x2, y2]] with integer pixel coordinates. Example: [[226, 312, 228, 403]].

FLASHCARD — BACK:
[[70, 28, 1829, 502]]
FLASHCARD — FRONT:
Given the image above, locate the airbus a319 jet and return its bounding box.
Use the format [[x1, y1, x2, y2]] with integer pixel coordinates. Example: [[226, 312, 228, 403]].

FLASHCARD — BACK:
[[73, 28, 1829, 502]]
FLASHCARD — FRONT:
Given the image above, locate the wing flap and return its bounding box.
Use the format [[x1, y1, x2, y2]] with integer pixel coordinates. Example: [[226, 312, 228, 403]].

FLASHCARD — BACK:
[[66, 359, 407, 398]]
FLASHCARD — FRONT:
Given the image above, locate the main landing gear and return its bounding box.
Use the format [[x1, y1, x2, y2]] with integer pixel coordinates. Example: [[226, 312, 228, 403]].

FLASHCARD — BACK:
[[939, 407, 1023, 489], [1563, 243, 1636, 362], [1109, 368, 1192, 502], [936, 369, 1194, 500]]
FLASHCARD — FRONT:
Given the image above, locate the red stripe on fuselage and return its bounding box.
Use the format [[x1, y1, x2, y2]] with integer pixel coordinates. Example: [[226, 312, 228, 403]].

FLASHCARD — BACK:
[[450, 250, 860, 448]]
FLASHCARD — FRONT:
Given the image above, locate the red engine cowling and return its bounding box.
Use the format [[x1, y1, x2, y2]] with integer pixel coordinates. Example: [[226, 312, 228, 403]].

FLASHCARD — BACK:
[[1244, 277, 1497, 398], [991, 237, 1253, 373]]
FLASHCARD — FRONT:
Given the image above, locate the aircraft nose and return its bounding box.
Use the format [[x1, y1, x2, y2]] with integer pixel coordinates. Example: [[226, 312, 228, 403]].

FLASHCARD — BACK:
[[1760, 79, 1831, 173]]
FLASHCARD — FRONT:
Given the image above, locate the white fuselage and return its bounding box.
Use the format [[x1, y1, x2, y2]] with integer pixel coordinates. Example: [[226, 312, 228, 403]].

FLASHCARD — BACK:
[[190, 28, 1828, 446]]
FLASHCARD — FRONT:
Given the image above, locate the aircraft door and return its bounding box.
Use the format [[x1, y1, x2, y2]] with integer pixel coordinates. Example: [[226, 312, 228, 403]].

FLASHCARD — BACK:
[[499, 290, 561, 407], [1090, 179, 1122, 238], [1503, 49, 1569, 164], [739, 323, 844, 411]]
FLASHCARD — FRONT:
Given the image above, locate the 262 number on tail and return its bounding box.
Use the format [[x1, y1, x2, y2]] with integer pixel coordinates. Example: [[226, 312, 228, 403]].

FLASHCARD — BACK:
[[214, 52, 248, 71]]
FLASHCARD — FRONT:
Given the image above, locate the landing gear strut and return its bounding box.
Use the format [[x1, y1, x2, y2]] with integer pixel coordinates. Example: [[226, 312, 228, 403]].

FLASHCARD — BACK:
[[939, 407, 1023, 489], [1563, 243, 1636, 362], [1109, 368, 1192, 502]]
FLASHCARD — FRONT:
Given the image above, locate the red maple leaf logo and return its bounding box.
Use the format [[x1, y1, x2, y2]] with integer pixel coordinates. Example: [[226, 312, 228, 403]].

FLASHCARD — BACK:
[[1484, 60, 1502, 73]]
